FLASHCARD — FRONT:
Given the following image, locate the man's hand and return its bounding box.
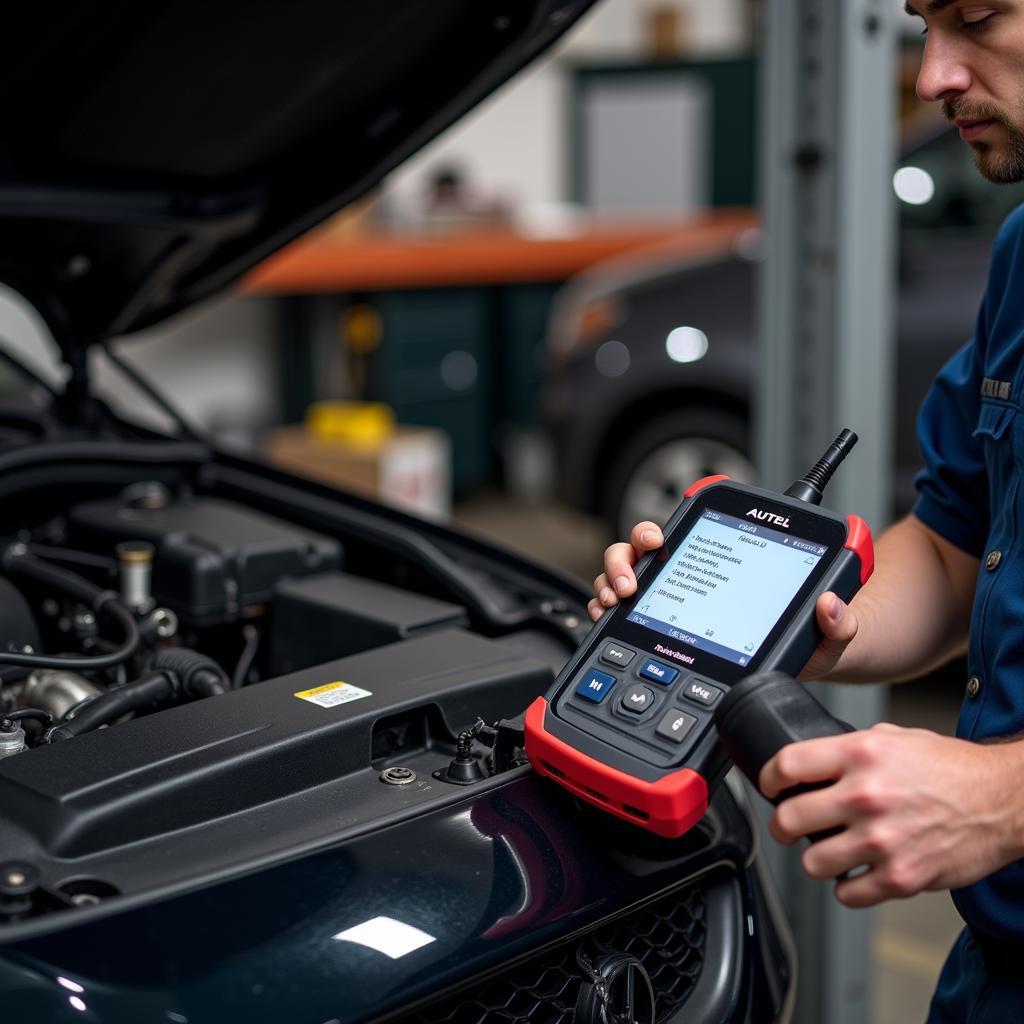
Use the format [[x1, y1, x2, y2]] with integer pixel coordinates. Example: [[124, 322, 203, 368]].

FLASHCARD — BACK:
[[798, 592, 860, 680], [588, 521, 663, 621], [760, 724, 1024, 908]]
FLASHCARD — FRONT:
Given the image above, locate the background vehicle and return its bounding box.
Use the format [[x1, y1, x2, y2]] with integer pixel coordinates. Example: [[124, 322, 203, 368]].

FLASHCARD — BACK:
[[0, 3, 793, 1022], [545, 122, 1024, 536]]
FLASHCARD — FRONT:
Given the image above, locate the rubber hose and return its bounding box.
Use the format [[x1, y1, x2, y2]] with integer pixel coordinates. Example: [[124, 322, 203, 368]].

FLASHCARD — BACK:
[[0, 547, 140, 670], [4, 708, 52, 726], [3, 544, 101, 608], [48, 671, 175, 742], [152, 648, 227, 697]]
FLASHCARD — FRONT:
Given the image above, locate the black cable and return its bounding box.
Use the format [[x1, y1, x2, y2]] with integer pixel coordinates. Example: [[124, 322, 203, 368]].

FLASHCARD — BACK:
[[3, 544, 102, 606], [0, 600, 137, 671], [1, 545, 139, 669], [232, 625, 260, 689], [3, 708, 52, 726], [99, 342, 203, 443], [22, 542, 118, 576]]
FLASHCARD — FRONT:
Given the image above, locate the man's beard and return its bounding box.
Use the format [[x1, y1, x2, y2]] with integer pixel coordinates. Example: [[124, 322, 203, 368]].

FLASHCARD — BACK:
[[944, 98, 1024, 184]]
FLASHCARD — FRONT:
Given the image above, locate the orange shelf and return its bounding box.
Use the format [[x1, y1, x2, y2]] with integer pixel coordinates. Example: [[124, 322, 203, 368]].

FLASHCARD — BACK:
[[242, 210, 756, 294]]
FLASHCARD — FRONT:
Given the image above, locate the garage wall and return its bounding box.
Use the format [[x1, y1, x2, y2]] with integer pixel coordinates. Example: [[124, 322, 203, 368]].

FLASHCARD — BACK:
[[383, 0, 750, 218]]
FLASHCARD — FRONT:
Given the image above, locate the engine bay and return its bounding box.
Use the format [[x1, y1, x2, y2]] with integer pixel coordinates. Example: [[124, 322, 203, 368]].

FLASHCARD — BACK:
[[0, 456, 584, 935]]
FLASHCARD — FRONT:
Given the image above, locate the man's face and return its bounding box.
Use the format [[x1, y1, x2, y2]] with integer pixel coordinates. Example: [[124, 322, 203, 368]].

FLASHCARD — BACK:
[[906, 2, 1024, 182]]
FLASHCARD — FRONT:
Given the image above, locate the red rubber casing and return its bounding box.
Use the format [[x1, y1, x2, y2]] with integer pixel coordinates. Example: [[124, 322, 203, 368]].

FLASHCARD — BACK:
[[683, 474, 731, 498], [524, 698, 708, 839], [844, 514, 874, 584]]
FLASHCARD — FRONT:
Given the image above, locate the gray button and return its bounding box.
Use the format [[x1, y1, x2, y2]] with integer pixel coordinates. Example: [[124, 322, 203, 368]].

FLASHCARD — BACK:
[[656, 708, 697, 742], [601, 643, 636, 668], [620, 684, 655, 715], [683, 677, 722, 707], [986, 550, 1002, 571], [967, 675, 981, 699]]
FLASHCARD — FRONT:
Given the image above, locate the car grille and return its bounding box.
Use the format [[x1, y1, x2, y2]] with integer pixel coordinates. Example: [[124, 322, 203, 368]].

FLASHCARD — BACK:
[[408, 883, 706, 1024]]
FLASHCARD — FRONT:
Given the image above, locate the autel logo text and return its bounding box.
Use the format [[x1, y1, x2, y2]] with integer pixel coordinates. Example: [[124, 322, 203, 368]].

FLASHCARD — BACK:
[[746, 508, 791, 528]]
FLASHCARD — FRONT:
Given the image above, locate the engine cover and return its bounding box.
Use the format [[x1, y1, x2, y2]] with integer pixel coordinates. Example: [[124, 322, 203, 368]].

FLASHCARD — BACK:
[[0, 629, 552, 902]]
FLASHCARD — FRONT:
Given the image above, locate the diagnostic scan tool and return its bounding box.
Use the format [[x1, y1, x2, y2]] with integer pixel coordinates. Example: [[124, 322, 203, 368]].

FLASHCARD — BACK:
[[525, 430, 873, 837]]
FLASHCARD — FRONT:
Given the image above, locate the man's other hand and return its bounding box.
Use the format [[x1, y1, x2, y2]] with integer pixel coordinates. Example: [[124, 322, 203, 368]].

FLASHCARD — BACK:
[[760, 724, 1024, 908], [588, 521, 663, 622]]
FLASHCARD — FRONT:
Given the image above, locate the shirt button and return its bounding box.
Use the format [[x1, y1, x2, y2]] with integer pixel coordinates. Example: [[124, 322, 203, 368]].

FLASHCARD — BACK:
[[967, 675, 982, 699], [986, 550, 1002, 571]]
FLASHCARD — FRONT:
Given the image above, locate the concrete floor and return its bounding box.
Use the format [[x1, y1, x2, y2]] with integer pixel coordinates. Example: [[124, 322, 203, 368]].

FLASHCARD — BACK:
[[454, 493, 966, 1024]]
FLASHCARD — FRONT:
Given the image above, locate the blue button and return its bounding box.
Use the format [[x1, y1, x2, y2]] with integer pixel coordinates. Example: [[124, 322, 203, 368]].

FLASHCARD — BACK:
[[575, 669, 617, 703], [639, 659, 678, 686]]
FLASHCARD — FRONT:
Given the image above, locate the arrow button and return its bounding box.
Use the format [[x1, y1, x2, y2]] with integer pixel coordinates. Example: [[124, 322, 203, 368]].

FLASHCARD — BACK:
[[620, 684, 656, 716]]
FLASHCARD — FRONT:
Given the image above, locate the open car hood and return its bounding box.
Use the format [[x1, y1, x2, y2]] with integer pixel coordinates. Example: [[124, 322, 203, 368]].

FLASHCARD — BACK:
[[0, 0, 596, 355]]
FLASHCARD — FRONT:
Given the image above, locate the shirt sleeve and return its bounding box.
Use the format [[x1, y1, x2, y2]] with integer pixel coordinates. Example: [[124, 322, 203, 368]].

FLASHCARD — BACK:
[[911, 206, 1024, 555], [911, 337, 989, 557]]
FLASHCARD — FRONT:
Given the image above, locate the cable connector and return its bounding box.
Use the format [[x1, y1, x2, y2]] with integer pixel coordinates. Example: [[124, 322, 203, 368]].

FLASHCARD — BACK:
[[434, 718, 489, 785], [784, 428, 858, 506]]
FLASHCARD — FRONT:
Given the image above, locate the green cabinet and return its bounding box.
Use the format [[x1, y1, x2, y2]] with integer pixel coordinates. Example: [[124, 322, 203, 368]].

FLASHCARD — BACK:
[[369, 289, 493, 491]]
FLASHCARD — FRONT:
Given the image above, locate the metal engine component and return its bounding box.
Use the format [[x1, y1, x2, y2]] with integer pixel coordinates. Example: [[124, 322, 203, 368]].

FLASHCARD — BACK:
[[21, 670, 102, 720], [380, 766, 416, 786], [121, 481, 171, 511], [0, 722, 25, 758], [147, 607, 178, 640], [116, 541, 156, 613]]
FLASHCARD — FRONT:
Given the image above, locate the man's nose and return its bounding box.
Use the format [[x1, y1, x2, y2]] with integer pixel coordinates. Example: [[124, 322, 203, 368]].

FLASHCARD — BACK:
[[916, 35, 972, 103]]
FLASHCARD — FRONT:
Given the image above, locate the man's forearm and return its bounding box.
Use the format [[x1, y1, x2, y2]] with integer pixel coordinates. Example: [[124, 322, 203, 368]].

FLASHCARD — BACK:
[[825, 514, 978, 683]]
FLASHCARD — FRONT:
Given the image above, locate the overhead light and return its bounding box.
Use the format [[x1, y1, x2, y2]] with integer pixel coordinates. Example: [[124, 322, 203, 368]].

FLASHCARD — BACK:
[[332, 916, 436, 959], [665, 326, 709, 364], [440, 350, 478, 392], [57, 978, 85, 994], [893, 166, 935, 205], [595, 340, 630, 378], [69, 996, 87, 1013]]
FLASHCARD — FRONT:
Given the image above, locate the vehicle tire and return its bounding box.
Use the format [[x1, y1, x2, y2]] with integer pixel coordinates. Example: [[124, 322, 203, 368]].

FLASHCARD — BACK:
[[604, 410, 756, 539]]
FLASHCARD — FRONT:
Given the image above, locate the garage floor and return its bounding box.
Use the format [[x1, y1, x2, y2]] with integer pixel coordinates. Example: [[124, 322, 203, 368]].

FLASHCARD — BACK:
[[455, 494, 965, 1024]]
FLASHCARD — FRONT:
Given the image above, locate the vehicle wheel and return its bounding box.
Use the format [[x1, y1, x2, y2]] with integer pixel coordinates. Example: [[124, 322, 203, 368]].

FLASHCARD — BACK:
[[604, 410, 756, 539]]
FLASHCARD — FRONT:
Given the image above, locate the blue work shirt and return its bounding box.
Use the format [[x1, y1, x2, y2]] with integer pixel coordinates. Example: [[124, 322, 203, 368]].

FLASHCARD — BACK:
[[914, 202, 1024, 943]]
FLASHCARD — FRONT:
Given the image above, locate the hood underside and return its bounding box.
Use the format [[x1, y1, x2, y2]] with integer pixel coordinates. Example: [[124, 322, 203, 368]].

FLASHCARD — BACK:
[[0, 0, 596, 352]]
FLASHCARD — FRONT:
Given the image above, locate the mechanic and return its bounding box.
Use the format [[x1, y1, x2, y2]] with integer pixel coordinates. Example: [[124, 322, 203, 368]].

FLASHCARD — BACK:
[[589, 3, 1024, 1020]]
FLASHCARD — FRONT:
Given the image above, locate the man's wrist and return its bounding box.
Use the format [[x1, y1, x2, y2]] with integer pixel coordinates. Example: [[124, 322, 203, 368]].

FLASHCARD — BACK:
[[984, 739, 1024, 865]]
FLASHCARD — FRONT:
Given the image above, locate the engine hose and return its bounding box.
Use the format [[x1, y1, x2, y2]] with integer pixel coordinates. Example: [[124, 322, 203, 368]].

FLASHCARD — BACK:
[[0, 545, 139, 670], [4, 708, 52, 727], [3, 544, 101, 607], [47, 671, 175, 742], [152, 648, 228, 697]]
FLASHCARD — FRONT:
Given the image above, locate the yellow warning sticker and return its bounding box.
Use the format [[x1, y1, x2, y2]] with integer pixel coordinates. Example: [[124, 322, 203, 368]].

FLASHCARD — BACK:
[[294, 681, 372, 708]]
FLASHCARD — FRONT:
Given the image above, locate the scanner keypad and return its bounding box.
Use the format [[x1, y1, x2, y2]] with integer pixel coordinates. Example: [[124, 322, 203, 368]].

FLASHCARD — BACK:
[[568, 636, 722, 757]]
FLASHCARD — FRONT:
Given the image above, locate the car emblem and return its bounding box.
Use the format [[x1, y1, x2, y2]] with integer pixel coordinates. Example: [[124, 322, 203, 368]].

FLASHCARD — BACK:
[[576, 949, 657, 1024]]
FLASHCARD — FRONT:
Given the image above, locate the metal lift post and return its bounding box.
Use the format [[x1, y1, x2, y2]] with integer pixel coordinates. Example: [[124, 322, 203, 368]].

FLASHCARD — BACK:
[[756, 2, 897, 1021]]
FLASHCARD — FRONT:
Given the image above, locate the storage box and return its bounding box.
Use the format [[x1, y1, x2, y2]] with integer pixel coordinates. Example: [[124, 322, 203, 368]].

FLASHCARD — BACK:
[[264, 424, 451, 518]]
